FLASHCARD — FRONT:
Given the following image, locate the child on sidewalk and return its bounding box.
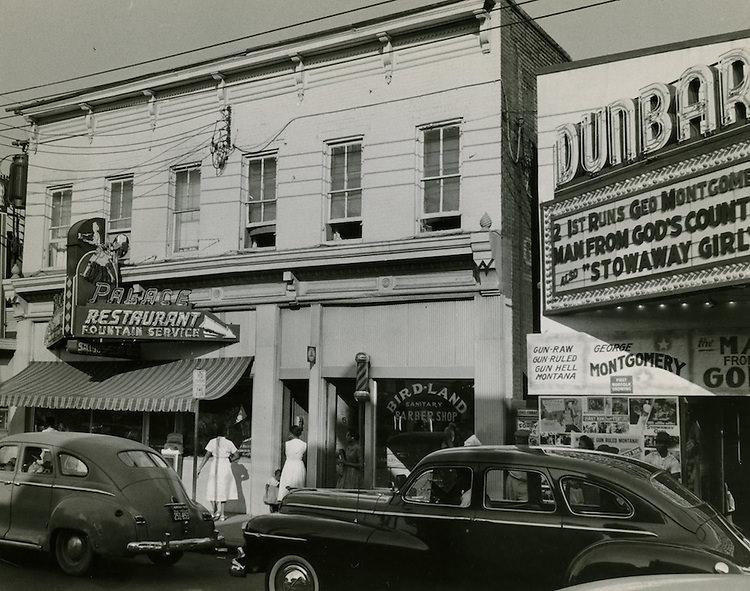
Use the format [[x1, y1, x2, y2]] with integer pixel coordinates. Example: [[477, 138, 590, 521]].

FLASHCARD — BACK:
[[264, 469, 281, 512]]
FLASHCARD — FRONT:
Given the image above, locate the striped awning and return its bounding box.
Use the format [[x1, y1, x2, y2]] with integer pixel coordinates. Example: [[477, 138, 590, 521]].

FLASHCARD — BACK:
[[0, 357, 252, 412]]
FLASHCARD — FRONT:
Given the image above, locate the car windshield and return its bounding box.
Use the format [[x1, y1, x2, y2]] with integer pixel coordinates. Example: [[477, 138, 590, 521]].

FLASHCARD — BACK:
[[650, 471, 703, 508], [118, 450, 169, 468]]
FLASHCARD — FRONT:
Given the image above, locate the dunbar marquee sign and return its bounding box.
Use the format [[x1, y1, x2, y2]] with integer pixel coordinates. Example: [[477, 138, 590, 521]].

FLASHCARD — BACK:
[[44, 218, 238, 353], [544, 47, 750, 311]]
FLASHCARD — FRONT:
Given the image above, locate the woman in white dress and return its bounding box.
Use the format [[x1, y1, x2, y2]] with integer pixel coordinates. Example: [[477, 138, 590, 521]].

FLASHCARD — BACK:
[[197, 424, 239, 520], [278, 424, 307, 501]]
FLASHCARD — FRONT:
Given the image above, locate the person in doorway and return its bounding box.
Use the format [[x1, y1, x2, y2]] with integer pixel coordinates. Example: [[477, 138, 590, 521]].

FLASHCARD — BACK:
[[725, 483, 736, 524], [264, 469, 282, 513], [645, 431, 681, 480], [197, 423, 239, 521], [42, 416, 57, 432], [441, 422, 457, 448], [337, 429, 363, 489], [278, 424, 307, 501]]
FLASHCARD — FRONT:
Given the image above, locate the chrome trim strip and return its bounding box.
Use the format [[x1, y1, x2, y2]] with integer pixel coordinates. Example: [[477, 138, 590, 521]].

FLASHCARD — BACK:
[[17, 481, 53, 489], [248, 532, 308, 543], [474, 517, 560, 528], [284, 503, 473, 522], [562, 523, 658, 537], [52, 484, 116, 497]]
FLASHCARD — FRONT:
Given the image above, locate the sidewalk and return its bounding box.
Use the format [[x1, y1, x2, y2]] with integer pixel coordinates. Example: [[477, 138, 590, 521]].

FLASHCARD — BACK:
[[215, 513, 251, 548]]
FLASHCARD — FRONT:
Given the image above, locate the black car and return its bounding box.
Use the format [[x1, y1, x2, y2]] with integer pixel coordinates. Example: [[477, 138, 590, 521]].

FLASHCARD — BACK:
[[230, 445, 750, 590]]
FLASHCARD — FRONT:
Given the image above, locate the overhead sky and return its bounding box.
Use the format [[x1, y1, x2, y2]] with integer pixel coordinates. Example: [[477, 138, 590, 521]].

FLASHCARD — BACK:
[[1, 0, 749, 156]]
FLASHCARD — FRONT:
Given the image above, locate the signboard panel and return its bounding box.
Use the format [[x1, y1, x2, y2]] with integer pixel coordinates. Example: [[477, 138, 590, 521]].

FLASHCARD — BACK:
[[528, 331, 750, 395], [543, 143, 750, 311]]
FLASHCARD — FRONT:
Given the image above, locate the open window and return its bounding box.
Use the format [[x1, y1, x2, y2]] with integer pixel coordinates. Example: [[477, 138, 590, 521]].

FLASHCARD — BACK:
[[326, 139, 362, 241]]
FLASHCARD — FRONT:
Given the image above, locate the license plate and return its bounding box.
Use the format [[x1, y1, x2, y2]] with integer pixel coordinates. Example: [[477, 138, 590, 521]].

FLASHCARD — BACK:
[[171, 505, 191, 521]]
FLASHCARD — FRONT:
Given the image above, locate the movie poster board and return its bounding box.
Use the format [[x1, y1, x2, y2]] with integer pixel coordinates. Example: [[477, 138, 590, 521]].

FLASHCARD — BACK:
[[534, 395, 680, 463]]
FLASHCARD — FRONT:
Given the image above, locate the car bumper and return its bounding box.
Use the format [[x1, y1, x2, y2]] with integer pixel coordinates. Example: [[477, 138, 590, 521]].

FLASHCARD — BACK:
[[127, 533, 223, 554]]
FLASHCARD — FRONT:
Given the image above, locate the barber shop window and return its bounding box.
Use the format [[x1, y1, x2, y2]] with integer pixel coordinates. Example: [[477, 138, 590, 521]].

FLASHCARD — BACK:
[[484, 468, 555, 511], [403, 467, 473, 507], [561, 477, 632, 517]]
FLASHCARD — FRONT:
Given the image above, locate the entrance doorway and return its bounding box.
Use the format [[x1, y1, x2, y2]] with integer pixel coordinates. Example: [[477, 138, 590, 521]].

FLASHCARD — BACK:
[[324, 379, 359, 487], [683, 396, 750, 532]]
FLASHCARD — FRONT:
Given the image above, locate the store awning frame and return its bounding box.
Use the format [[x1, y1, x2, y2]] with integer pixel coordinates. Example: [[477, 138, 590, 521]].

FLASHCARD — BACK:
[[0, 357, 252, 412]]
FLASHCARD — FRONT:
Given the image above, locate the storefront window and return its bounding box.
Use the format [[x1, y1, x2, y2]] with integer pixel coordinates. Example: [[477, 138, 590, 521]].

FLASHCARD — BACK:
[[375, 379, 474, 488]]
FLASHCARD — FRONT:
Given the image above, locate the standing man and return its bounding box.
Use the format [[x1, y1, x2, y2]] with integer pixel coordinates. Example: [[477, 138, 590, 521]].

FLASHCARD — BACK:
[[645, 431, 681, 480]]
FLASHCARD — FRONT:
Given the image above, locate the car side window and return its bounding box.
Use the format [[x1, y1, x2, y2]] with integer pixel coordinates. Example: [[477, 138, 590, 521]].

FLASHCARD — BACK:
[[59, 453, 89, 477], [561, 477, 632, 517], [484, 468, 556, 512], [0, 444, 18, 472], [403, 467, 473, 507], [21, 446, 53, 475]]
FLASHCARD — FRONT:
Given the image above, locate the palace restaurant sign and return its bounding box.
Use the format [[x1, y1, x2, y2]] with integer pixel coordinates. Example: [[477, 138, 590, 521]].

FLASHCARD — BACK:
[[543, 46, 750, 311]]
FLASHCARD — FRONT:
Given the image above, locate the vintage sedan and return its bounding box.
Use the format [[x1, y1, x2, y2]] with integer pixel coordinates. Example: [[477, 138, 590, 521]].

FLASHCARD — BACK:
[[0, 431, 221, 575], [230, 445, 750, 591]]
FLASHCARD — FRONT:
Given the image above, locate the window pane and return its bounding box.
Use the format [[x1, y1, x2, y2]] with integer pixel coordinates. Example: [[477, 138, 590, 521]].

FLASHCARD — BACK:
[[348, 190, 361, 217], [249, 203, 263, 224], [110, 182, 122, 219], [443, 177, 460, 211], [176, 169, 200, 211], [330, 193, 346, 219], [248, 161, 262, 200], [264, 200, 276, 221], [331, 147, 346, 191], [443, 126, 460, 174], [175, 171, 189, 209], [424, 129, 441, 176], [424, 180, 441, 214], [0, 445, 19, 472], [485, 469, 555, 511], [121, 180, 133, 220], [59, 454, 88, 477], [347, 144, 361, 188], [175, 210, 199, 250], [563, 477, 631, 516], [263, 159, 277, 201]]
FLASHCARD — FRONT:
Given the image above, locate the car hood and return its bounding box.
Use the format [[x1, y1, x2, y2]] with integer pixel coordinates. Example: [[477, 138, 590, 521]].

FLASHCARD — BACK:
[[558, 574, 749, 591], [282, 487, 392, 515]]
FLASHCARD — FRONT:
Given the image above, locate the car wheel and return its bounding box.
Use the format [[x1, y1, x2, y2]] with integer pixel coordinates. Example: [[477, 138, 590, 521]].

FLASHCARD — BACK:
[[147, 550, 184, 566], [266, 554, 320, 591], [54, 529, 94, 576]]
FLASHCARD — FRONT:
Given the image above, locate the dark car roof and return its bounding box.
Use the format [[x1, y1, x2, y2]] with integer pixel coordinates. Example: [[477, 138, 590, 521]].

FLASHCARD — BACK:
[[420, 445, 662, 482], [1, 431, 153, 456]]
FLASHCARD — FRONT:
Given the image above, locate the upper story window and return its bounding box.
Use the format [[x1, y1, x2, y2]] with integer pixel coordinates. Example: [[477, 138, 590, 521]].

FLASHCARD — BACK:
[[107, 175, 133, 260], [48, 186, 72, 268], [244, 154, 277, 249], [326, 139, 362, 241], [172, 165, 201, 252], [420, 123, 461, 232]]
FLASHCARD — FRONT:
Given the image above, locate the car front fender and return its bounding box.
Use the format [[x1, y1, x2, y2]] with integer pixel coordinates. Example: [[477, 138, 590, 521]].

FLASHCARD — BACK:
[[244, 512, 373, 572], [48, 493, 137, 556], [566, 539, 744, 586]]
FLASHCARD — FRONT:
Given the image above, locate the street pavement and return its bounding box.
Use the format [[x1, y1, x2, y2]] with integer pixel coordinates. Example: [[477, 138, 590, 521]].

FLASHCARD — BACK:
[[0, 515, 259, 590]]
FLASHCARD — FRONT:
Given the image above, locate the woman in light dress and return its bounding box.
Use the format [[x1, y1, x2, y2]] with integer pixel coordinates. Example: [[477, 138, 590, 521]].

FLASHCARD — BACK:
[[197, 423, 238, 521], [278, 424, 307, 501]]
